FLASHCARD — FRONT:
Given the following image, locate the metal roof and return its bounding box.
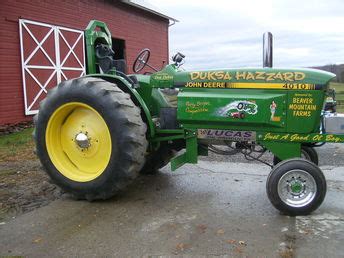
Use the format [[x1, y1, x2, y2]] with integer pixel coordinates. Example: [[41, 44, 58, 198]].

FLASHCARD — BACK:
[[121, 0, 178, 23]]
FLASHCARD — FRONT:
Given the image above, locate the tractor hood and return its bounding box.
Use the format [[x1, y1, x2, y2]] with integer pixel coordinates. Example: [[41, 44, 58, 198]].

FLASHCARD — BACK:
[[169, 67, 336, 90]]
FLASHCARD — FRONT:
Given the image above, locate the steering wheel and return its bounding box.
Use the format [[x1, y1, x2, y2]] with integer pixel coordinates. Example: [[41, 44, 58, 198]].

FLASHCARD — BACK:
[[133, 48, 151, 73]]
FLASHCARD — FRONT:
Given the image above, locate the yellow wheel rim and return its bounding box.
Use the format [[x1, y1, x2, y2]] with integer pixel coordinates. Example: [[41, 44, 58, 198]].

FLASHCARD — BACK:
[[46, 102, 112, 182]]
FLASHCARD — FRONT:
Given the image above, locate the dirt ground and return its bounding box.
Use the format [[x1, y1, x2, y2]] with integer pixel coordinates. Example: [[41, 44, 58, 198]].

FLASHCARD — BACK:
[[0, 160, 64, 221], [0, 128, 64, 222]]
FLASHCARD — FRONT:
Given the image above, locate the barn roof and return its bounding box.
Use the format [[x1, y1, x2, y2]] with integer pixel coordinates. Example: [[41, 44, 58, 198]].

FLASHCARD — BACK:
[[121, 0, 178, 23]]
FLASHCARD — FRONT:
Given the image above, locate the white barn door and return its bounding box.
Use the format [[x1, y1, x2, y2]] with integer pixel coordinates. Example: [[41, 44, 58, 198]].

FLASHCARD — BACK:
[[19, 19, 86, 115]]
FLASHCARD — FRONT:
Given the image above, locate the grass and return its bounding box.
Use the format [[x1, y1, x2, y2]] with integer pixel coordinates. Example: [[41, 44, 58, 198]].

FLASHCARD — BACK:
[[0, 128, 36, 162], [329, 82, 344, 113]]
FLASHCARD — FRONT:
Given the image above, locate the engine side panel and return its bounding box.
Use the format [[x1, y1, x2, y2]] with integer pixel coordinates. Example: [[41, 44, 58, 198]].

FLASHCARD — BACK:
[[177, 88, 323, 134]]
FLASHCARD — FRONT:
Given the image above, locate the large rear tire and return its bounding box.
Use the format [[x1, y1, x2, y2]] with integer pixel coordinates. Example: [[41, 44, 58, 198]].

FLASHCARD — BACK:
[[35, 77, 147, 200]]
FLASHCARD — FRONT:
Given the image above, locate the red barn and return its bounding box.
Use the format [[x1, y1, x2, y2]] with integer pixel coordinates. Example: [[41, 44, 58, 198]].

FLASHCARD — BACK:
[[0, 0, 176, 125]]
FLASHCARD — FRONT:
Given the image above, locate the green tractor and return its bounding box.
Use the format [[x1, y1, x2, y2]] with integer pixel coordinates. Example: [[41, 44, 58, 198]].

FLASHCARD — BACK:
[[34, 20, 344, 216]]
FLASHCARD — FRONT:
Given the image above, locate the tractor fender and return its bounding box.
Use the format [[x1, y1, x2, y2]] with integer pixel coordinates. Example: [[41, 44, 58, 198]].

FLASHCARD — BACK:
[[86, 74, 155, 138]]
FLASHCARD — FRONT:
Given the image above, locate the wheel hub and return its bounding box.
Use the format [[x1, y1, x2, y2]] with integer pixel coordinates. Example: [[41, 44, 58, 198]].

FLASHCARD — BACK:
[[290, 180, 303, 194], [75, 132, 90, 149], [277, 169, 317, 207]]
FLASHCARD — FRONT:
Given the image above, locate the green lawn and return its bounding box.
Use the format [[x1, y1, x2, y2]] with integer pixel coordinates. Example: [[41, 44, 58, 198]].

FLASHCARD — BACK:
[[0, 128, 36, 162]]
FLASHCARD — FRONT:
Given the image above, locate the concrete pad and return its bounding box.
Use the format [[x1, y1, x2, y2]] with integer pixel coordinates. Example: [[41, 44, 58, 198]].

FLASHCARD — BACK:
[[0, 161, 343, 257]]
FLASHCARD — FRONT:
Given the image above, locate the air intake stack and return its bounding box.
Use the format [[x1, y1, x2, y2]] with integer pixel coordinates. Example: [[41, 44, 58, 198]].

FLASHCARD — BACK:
[[263, 32, 273, 68]]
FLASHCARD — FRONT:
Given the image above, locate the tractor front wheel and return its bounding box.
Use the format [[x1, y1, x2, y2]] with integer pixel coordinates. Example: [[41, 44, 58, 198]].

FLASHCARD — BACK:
[[266, 158, 326, 216], [35, 77, 147, 200]]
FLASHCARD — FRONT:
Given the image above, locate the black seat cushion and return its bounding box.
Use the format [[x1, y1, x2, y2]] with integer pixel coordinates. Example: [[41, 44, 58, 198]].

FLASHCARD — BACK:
[[95, 44, 126, 74]]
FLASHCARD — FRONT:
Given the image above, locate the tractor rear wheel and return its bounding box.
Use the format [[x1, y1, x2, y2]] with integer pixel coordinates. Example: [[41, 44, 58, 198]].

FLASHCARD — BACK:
[[266, 158, 326, 216], [35, 77, 147, 200]]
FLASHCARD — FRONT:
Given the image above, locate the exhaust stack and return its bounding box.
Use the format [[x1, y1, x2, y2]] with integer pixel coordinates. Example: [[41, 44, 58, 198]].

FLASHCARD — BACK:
[[263, 32, 273, 68]]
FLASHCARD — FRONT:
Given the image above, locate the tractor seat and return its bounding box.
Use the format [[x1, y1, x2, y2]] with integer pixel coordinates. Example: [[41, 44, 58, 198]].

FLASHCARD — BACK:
[[95, 44, 126, 74]]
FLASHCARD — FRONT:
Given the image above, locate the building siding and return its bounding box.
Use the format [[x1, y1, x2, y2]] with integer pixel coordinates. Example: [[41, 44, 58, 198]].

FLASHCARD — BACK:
[[0, 0, 169, 124]]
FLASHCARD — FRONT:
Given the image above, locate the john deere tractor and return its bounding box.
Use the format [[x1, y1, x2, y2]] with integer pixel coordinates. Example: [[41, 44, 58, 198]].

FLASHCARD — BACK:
[[34, 20, 344, 215]]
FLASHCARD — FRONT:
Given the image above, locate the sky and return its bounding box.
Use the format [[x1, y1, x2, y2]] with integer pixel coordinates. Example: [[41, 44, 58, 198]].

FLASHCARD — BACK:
[[147, 0, 344, 70]]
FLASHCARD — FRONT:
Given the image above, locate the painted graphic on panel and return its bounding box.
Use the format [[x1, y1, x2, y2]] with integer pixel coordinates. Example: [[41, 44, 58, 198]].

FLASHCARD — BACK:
[[216, 100, 258, 119]]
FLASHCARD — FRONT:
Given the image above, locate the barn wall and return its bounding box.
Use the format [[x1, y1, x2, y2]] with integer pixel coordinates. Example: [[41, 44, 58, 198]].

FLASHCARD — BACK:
[[0, 0, 169, 125]]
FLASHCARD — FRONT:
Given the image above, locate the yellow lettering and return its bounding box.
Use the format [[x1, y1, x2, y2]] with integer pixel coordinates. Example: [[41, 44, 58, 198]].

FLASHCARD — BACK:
[[263, 133, 280, 141], [312, 134, 323, 141], [223, 72, 232, 80], [246, 72, 255, 80], [290, 134, 310, 141], [295, 72, 305, 81], [280, 134, 290, 140], [190, 72, 199, 80], [275, 72, 283, 80], [236, 71, 246, 80], [292, 110, 311, 117], [283, 72, 294, 82], [266, 73, 275, 81], [215, 71, 224, 80], [207, 72, 216, 80], [325, 135, 341, 143], [255, 71, 265, 80], [186, 82, 203, 87], [199, 72, 207, 80]]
